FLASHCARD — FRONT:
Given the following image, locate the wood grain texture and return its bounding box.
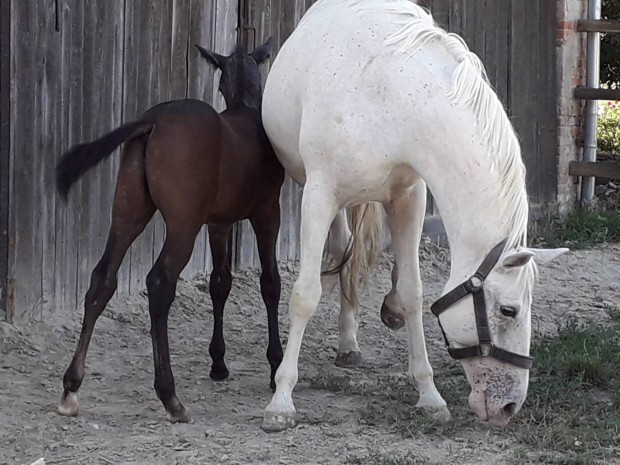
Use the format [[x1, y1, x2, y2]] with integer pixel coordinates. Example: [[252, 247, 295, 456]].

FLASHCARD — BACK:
[[0, 0, 10, 320], [6, 0, 561, 319]]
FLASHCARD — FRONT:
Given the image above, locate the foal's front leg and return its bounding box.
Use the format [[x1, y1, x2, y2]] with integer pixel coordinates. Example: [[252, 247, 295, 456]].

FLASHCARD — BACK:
[[207, 224, 234, 382], [250, 199, 284, 390], [261, 177, 338, 432], [383, 182, 450, 423]]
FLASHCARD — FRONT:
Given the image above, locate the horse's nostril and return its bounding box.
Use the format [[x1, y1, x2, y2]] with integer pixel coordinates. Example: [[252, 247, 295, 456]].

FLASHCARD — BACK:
[[503, 402, 517, 417]]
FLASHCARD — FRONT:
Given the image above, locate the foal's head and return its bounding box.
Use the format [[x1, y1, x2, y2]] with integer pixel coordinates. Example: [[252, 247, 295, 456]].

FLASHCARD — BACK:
[[196, 38, 273, 111]]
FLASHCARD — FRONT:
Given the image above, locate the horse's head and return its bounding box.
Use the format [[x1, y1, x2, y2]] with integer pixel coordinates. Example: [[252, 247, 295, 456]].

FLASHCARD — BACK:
[[196, 38, 273, 111], [436, 245, 567, 426]]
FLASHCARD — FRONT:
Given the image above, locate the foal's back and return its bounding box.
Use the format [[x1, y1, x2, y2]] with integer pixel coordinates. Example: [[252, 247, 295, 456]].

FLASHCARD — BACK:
[[142, 99, 282, 224]]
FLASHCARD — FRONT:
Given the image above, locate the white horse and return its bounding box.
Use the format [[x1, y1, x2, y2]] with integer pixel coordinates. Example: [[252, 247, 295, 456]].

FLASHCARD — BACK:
[[261, 0, 567, 431]]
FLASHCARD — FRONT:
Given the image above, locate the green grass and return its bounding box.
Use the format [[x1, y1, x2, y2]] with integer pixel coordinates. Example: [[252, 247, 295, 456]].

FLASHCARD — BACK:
[[509, 307, 620, 464], [533, 209, 620, 249], [307, 309, 620, 464]]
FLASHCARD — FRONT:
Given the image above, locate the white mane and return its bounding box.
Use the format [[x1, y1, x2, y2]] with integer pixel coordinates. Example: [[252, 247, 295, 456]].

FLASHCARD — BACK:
[[362, 2, 530, 253]]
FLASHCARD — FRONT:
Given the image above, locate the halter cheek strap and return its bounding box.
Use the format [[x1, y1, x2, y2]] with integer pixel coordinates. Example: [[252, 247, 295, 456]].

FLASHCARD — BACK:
[[430, 239, 534, 370]]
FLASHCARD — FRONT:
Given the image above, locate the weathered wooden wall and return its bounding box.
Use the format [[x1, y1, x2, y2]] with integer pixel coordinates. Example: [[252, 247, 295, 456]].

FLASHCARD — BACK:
[[2, 0, 562, 321], [419, 0, 559, 206], [7, 0, 237, 321]]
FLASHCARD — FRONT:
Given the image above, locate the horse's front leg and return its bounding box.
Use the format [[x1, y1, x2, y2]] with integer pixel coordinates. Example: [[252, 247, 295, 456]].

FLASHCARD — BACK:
[[261, 176, 338, 432], [207, 224, 234, 382], [382, 182, 451, 423]]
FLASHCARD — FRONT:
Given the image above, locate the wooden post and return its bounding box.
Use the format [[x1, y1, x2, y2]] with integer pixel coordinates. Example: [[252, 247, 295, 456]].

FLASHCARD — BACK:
[[0, 0, 10, 321]]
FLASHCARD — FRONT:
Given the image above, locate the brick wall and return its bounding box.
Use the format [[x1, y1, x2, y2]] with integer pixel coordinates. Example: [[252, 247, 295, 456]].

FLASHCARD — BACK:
[[555, 0, 588, 215]]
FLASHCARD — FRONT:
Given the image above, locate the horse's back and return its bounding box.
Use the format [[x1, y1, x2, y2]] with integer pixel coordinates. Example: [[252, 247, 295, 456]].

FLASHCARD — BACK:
[[263, 0, 463, 200]]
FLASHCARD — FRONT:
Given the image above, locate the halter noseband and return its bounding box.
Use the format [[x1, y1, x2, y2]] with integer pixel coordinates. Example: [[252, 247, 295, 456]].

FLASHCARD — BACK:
[[430, 239, 534, 370]]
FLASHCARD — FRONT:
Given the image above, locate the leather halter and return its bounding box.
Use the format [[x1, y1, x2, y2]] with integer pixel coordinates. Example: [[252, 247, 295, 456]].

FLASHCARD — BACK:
[[430, 239, 534, 369]]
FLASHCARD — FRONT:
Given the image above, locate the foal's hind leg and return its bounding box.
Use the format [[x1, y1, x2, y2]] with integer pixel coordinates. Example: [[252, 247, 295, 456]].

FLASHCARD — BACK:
[[146, 223, 201, 423], [207, 223, 234, 382], [250, 198, 283, 390], [59, 139, 155, 416], [327, 210, 363, 368], [382, 182, 450, 423]]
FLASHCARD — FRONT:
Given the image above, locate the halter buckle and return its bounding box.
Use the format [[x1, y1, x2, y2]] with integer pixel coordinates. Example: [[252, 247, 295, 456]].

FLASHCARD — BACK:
[[465, 275, 484, 293], [479, 343, 492, 357]]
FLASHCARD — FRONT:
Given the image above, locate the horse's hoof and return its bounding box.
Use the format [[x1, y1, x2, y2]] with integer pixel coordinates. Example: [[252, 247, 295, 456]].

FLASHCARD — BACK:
[[57, 391, 79, 417], [167, 406, 192, 424], [261, 410, 298, 432], [210, 366, 230, 381], [381, 303, 405, 330], [420, 405, 452, 424], [335, 351, 363, 368]]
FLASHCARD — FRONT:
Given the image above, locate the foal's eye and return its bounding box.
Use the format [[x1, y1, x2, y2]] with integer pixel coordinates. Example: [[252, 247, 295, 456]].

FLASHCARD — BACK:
[[500, 306, 518, 318]]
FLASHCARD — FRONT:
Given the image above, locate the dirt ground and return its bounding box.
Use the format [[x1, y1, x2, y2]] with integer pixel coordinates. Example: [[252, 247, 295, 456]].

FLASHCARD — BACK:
[[1, 240, 619, 465]]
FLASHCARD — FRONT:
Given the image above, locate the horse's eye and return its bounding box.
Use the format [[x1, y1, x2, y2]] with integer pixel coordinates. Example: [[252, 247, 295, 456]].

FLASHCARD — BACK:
[[500, 306, 518, 318]]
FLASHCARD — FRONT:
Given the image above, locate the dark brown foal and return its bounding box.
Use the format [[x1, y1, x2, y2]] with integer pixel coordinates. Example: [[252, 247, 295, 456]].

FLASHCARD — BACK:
[[55, 39, 283, 423]]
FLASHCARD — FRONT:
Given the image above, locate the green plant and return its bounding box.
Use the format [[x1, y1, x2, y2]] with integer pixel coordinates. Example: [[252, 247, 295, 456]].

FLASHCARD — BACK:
[[532, 209, 620, 249], [511, 316, 620, 463], [601, 0, 620, 87], [598, 101, 620, 155]]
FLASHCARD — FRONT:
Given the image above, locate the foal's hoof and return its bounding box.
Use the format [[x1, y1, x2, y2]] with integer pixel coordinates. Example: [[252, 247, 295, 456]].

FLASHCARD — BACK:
[[420, 405, 452, 424], [57, 391, 79, 417], [261, 410, 298, 432], [335, 351, 363, 368], [210, 366, 230, 381], [166, 406, 192, 424], [381, 303, 406, 330]]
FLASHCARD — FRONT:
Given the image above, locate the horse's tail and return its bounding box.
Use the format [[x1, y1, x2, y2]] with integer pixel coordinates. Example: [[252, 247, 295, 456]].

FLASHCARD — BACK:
[[56, 120, 154, 200], [325, 202, 383, 307]]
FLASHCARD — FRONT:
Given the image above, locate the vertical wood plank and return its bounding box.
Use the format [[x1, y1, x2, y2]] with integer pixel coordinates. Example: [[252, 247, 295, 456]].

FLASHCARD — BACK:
[[538, 1, 559, 204], [10, 0, 38, 319], [0, 0, 11, 320]]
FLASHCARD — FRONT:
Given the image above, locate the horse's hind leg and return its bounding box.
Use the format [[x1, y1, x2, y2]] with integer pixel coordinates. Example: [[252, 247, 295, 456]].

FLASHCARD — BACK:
[[327, 210, 363, 368], [382, 182, 450, 423], [250, 197, 283, 390], [146, 223, 201, 423], [207, 223, 234, 382], [59, 139, 155, 416]]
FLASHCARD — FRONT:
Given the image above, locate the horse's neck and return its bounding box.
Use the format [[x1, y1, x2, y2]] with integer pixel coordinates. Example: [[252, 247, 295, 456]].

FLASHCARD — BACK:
[[426, 161, 513, 282]]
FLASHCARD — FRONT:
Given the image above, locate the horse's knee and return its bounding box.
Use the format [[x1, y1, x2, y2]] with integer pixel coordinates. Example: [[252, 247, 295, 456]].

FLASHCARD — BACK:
[[85, 264, 118, 307], [146, 266, 175, 314], [260, 268, 281, 302], [290, 279, 321, 318], [209, 267, 232, 302]]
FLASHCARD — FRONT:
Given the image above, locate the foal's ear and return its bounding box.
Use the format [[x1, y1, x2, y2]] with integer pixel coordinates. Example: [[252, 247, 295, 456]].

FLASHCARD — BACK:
[[251, 37, 273, 64], [195, 44, 226, 69]]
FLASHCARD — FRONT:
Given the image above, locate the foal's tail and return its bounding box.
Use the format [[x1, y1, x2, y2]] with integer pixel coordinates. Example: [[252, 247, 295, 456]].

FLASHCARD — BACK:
[[56, 120, 154, 200], [326, 202, 383, 307]]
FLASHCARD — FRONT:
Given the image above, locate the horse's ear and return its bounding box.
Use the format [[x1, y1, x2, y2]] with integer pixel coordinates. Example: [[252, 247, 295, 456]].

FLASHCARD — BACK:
[[501, 250, 535, 269], [251, 37, 273, 64], [525, 247, 569, 265], [195, 44, 226, 69]]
